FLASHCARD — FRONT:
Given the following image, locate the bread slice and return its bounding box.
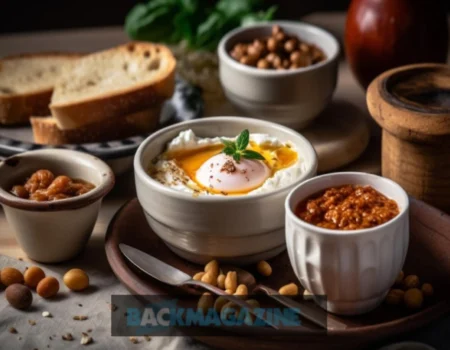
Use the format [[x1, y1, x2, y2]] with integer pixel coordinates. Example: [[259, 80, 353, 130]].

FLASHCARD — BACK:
[[30, 107, 161, 145], [0, 53, 80, 125], [50, 42, 176, 130]]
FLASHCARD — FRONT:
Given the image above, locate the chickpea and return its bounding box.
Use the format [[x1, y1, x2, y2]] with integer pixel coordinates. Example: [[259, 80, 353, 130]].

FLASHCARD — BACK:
[[247, 45, 262, 59], [234, 284, 248, 299], [220, 301, 240, 321], [256, 261, 272, 277], [272, 55, 282, 69], [265, 52, 276, 63], [272, 24, 281, 36], [404, 288, 423, 309], [421, 283, 434, 297], [214, 296, 229, 313], [267, 37, 279, 52], [257, 59, 270, 69], [290, 51, 311, 67], [403, 275, 420, 289], [275, 32, 286, 42], [394, 270, 404, 286], [201, 272, 217, 286], [24, 266, 45, 288], [385, 289, 405, 305], [299, 43, 311, 54], [37, 276, 59, 298], [197, 292, 214, 315], [284, 39, 297, 53], [63, 269, 89, 291], [1, 267, 24, 286], [279, 283, 298, 296], [225, 289, 234, 295], [231, 49, 244, 61], [303, 289, 314, 301], [224, 271, 237, 293], [243, 299, 260, 325], [252, 39, 265, 51], [239, 56, 255, 66], [193, 272, 205, 281], [217, 274, 226, 289], [282, 59, 290, 69], [204, 260, 219, 278]]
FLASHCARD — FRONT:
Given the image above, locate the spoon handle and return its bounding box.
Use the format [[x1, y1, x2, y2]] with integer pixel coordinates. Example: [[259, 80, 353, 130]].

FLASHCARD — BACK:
[[254, 285, 347, 330], [184, 279, 280, 330]]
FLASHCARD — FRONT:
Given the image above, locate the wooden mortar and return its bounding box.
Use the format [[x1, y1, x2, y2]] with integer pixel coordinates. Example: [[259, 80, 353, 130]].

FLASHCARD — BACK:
[[367, 63, 450, 212]]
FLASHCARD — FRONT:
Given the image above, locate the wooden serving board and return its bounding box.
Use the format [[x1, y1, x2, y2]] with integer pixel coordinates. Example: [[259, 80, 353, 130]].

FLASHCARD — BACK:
[[105, 198, 450, 350], [206, 98, 371, 173]]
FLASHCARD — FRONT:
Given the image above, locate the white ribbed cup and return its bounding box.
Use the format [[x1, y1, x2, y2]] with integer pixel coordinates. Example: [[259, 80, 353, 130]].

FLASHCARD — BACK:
[[285, 172, 409, 315]]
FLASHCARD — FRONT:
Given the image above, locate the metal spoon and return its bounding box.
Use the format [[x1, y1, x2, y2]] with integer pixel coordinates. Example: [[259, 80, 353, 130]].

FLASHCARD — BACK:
[[225, 266, 347, 331]]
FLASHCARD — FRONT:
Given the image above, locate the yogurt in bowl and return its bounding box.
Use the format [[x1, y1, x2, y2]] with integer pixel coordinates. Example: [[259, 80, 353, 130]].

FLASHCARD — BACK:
[[134, 117, 317, 264], [149, 129, 303, 196]]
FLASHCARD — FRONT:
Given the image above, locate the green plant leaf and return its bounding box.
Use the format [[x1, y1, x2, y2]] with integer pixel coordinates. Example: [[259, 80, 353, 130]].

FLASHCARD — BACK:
[[241, 150, 266, 160], [236, 129, 250, 151], [233, 153, 241, 162], [223, 146, 235, 155], [221, 139, 235, 148]]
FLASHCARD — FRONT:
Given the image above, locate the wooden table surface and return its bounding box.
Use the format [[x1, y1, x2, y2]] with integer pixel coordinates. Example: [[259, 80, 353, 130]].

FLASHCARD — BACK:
[[1, 12, 448, 259]]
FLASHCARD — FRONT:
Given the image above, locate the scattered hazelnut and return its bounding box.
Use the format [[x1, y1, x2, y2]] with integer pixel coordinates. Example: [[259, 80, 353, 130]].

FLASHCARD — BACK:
[[62, 333, 74, 341], [129, 336, 139, 344], [28, 320, 36, 326], [63, 269, 89, 291], [1, 267, 24, 286], [403, 275, 420, 289], [24, 266, 46, 288], [80, 333, 93, 345], [279, 283, 298, 296], [73, 315, 88, 321], [37, 277, 59, 298], [385, 289, 405, 305], [9, 327, 18, 334], [5, 284, 32, 310], [404, 288, 424, 309], [421, 283, 434, 297], [394, 270, 404, 285]]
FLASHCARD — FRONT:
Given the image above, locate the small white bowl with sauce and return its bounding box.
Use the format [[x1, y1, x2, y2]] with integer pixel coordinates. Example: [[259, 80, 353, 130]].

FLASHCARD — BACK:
[[134, 117, 317, 264], [285, 172, 409, 315]]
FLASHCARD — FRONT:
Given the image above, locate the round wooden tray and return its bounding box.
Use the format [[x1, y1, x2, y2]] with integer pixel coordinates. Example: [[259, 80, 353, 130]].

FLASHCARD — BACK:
[[105, 198, 450, 350]]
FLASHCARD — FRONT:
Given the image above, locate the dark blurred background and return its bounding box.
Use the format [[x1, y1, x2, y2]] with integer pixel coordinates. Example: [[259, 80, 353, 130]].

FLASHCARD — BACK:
[[0, 0, 353, 34]]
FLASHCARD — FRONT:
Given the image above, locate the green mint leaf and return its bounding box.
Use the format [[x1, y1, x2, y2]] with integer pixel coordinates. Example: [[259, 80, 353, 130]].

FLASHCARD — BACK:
[[221, 138, 235, 148], [236, 129, 249, 151], [233, 153, 241, 162], [223, 146, 235, 155], [241, 150, 265, 160]]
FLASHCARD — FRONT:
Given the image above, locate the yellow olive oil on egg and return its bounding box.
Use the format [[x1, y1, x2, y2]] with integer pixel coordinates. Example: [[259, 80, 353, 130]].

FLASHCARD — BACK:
[[248, 141, 298, 173], [163, 142, 298, 195], [166, 145, 224, 183]]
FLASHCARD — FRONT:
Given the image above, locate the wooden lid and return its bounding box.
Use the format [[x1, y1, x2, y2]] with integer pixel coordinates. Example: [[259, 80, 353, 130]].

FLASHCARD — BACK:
[[367, 63, 450, 143]]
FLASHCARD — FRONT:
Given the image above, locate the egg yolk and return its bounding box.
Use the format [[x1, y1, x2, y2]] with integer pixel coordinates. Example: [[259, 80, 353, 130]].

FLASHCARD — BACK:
[[165, 142, 297, 195]]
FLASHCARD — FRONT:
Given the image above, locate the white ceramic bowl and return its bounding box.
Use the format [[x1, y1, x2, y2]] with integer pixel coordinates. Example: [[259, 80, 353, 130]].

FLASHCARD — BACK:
[[218, 21, 340, 130], [134, 117, 317, 264], [285, 172, 409, 315], [0, 149, 115, 263]]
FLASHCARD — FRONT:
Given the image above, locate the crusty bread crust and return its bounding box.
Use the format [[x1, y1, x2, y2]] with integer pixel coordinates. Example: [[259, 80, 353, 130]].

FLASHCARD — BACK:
[[0, 53, 81, 125], [31, 107, 161, 145], [0, 89, 53, 125], [50, 42, 176, 130]]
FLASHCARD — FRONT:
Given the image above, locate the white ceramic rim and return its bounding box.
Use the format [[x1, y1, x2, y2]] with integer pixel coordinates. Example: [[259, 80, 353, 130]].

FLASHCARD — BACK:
[[218, 20, 340, 76], [0, 149, 115, 211], [134, 116, 318, 203], [285, 172, 410, 236]]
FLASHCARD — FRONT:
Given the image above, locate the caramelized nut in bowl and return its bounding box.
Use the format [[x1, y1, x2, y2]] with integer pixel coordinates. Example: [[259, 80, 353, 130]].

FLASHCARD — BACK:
[[0, 149, 115, 263], [134, 117, 317, 264], [218, 21, 339, 129], [285, 172, 409, 315]]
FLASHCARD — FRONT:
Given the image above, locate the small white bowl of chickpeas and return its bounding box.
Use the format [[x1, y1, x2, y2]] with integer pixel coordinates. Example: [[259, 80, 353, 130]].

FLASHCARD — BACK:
[[218, 21, 339, 130]]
